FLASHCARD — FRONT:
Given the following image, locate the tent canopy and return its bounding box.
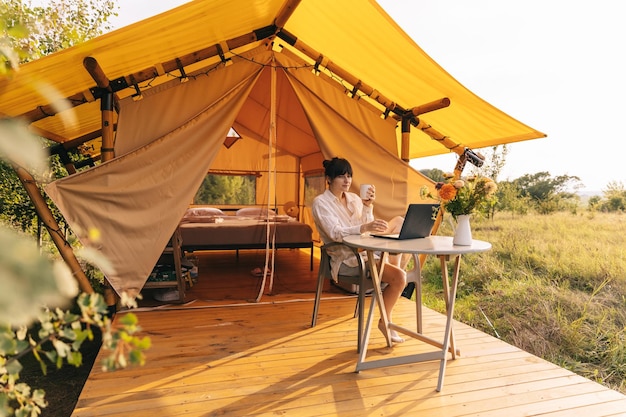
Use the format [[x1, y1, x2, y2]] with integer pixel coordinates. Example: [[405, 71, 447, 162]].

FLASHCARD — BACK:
[[1, 0, 545, 297], [0, 0, 544, 158]]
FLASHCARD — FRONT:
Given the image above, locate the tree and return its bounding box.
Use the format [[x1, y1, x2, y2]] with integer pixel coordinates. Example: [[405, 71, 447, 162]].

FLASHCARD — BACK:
[[194, 174, 256, 205], [597, 181, 626, 212], [495, 180, 530, 216], [474, 145, 508, 182], [419, 168, 445, 183], [1, 0, 119, 237], [512, 171, 582, 214], [1, 0, 117, 64]]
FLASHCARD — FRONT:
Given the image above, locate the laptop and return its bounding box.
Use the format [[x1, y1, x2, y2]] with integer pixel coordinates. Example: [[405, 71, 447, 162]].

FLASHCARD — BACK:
[[371, 203, 439, 240]]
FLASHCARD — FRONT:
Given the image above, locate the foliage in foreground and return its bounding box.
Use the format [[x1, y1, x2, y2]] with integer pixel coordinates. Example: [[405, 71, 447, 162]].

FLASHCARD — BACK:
[[0, 224, 151, 417], [421, 211, 626, 393]]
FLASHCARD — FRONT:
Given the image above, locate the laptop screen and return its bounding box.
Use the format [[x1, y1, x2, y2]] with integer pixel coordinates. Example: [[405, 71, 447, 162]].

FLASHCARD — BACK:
[[372, 203, 439, 240]]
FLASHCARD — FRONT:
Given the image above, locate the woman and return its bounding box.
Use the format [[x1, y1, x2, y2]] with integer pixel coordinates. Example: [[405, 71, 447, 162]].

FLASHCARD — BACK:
[[311, 157, 407, 343]]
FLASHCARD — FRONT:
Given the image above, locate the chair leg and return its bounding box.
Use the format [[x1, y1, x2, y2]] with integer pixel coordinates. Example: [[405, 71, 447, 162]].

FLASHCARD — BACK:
[[311, 270, 326, 328], [355, 272, 369, 353]]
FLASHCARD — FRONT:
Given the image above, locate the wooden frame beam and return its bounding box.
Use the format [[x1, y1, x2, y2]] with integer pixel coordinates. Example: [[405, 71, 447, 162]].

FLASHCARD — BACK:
[[12, 163, 94, 294], [18, 25, 279, 126], [274, 0, 302, 28]]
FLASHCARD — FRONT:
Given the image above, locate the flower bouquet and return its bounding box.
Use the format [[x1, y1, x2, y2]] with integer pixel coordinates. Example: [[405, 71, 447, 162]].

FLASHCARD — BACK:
[[421, 173, 498, 218], [421, 174, 497, 245]]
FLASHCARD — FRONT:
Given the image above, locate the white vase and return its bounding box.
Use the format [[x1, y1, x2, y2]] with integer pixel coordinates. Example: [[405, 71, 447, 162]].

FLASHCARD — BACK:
[[453, 214, 473, 246]]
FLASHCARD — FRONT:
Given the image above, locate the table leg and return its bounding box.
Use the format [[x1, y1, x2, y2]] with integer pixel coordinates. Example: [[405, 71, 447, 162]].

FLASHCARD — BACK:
[[437, 254, 463, 392], [374, 251, 391, 347], [356, 286, 378, 369], [356, 250, 391, 372], [439, 255, 458, 360], [408, 253, 423, 334]]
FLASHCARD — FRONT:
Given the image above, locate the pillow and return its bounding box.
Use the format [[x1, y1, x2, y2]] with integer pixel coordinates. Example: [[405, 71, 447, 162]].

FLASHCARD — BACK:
[[186, 207, 225, 217], [236, 207, 276, 218]]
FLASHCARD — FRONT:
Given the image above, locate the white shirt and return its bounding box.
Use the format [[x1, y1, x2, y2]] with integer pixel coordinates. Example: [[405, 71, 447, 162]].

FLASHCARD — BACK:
[[311, 189, 374, 280]]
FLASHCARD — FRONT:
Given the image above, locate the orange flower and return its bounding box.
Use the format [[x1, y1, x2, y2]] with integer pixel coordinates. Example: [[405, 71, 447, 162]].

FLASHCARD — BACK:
[[483, 179, 498, 195], [438, 183, 457, 201]]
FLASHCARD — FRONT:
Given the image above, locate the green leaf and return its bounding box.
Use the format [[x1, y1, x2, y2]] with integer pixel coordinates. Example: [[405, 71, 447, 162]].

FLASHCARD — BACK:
[[0, 332, 17, 355], [5, 358, 22, 375], [129, 350, 146, 366], [44, 350, 57, 364], [31, 389, 47, 407], [67, 350, 82, 367], [118, 313, 138, 327], [135, 336, 152, 350]]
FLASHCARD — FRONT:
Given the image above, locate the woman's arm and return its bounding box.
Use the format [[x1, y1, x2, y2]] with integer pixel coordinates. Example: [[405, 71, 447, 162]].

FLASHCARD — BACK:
[[311, 198, 361, 241]]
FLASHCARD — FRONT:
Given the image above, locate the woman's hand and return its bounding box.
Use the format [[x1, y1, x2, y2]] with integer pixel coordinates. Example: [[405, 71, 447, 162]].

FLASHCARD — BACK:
[[362, 185, 375, 206], [361, 219, 388, 234]]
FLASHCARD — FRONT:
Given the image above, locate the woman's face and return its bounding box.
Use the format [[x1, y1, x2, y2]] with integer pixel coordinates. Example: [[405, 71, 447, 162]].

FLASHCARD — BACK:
[[328, 173, 352, 194]]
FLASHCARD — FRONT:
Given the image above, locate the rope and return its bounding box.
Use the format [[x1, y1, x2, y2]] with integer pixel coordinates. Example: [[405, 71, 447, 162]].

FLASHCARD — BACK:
[[255, 55, 279, 303]]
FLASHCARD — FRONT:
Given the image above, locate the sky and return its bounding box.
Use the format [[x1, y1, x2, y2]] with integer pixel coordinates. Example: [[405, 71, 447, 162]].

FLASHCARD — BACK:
[[110, 0, 626, 194]]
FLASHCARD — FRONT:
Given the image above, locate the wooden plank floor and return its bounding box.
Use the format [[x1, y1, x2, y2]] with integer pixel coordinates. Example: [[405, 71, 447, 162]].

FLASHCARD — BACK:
[[72, 249, 626, 416]]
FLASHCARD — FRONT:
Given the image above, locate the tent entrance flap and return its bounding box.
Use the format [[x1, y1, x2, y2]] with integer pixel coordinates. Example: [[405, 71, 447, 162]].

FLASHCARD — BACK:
[[45, 61, 264, 297]]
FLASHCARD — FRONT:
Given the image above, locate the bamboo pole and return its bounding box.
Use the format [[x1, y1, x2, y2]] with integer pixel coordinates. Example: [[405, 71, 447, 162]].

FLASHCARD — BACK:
[[274, 0, 301, 28], [400, 98, 451, 162], [276, 29, 460, 162], [99, 92, 115, 162], [98, 92, 114, 312], [83, 57, 119, 312], [409, 97, 451, 117], [401, 117, 411, 162], [12, 164, 94, 294], [83, 57, 116, 163], [413, 118, 465, 157]]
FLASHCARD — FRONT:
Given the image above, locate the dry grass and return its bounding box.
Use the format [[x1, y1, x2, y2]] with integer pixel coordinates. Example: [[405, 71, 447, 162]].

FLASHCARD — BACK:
[[420, 211, 626, 393]]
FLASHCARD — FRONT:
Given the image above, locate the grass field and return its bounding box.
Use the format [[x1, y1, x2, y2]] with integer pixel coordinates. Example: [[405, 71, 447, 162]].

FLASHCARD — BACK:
[[421, 211, 626, 393]]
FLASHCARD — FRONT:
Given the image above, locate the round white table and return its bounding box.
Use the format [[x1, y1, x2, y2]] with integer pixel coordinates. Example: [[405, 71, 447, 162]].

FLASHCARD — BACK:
[[342, 234, 491, 392]]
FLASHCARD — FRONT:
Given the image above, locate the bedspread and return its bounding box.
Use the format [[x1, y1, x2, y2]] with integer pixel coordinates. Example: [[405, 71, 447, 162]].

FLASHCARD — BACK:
[[178, 216, 314, 269]]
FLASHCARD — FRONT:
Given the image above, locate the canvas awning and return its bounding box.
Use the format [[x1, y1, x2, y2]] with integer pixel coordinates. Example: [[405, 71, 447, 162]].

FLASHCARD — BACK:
[[0, 0, 545, 159]]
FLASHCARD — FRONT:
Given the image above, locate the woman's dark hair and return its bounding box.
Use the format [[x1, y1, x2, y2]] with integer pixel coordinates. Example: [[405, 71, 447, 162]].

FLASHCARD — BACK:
[[323, 157, 353, 180]]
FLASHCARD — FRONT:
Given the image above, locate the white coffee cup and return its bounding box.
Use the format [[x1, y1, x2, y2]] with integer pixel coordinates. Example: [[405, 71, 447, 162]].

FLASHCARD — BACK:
[[360, 184, 373, 200]]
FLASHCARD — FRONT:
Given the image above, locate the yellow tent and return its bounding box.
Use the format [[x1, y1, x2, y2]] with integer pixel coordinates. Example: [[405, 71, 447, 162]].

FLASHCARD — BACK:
[[0, 0, 545, 296]]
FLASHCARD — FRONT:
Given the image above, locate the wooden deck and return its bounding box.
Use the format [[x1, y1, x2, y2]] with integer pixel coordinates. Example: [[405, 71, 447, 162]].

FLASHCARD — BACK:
[[72, 249, 626, 416]]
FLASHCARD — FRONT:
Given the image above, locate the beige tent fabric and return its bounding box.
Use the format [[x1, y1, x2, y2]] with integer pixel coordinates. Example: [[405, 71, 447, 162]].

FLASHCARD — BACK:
[[44, 50, 432, 296], [45, 69, 261, 297], [114, 56, 266, 156], [283, 55, 427, 218]]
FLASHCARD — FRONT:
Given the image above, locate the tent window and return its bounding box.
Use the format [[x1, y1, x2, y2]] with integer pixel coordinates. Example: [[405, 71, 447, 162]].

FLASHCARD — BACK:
[[304, 174, 326, 206], [193, 173, 256, 205]]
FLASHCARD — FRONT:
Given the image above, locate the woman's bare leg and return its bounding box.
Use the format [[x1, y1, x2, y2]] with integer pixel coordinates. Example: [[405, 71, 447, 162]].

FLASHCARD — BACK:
[[378, 263, 406, 343]]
